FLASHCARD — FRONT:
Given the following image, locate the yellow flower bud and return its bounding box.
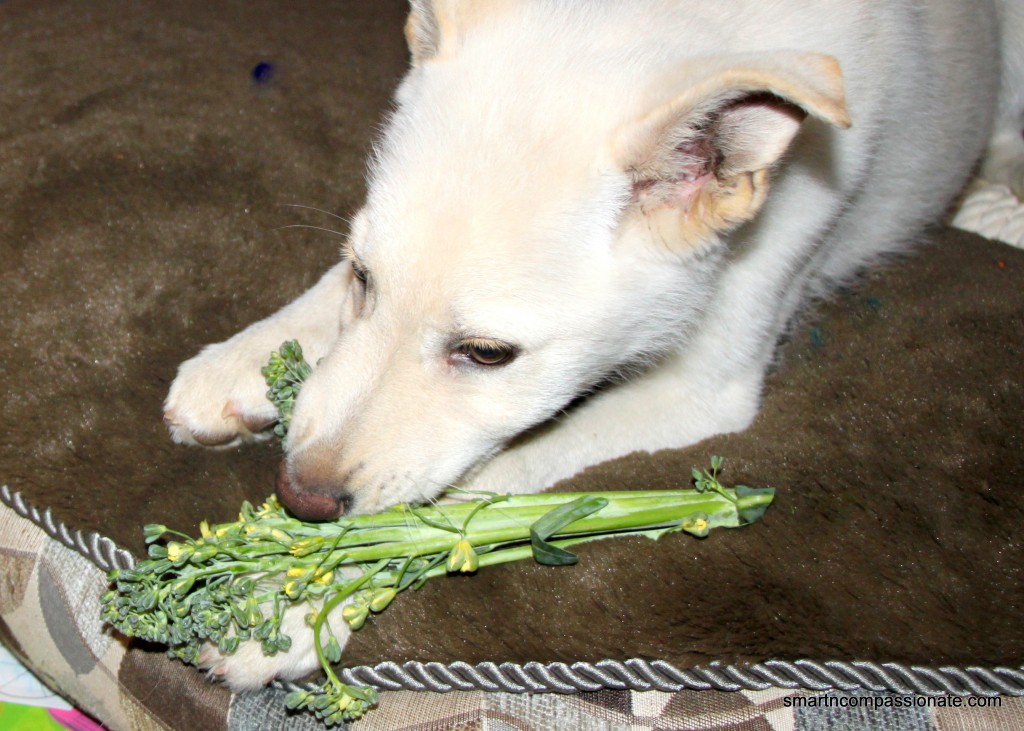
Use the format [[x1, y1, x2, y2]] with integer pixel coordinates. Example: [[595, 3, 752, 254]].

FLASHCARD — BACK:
[[166, 542, 194, 565], [680, 512, 711, 538], [342, 604, 369, 630], [369, 588, 397, 612], [314, 570, 334, 585], [446, 539, 479, 573], [289, 536, 325, 557], [257, 498, 280, 515], [244, 596, 262, 627]]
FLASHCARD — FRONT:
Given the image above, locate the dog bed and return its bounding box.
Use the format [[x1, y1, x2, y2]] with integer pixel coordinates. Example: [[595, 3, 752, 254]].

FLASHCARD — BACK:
[[1, 1, 1023, 729]]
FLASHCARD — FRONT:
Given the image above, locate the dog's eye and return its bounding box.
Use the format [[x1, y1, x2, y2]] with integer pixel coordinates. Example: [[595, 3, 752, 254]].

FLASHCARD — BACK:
[[458, 338, 517, 367], [351, 260, 369, 286]]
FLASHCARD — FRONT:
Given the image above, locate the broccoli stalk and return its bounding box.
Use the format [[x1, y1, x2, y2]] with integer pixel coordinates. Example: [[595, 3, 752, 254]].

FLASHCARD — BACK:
[[104, 341, 774, 725]]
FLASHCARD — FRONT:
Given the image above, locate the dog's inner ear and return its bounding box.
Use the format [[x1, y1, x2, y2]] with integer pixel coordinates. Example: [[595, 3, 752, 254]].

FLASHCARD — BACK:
[[614, 52, 852, 246], [405, 1, 440, 63]]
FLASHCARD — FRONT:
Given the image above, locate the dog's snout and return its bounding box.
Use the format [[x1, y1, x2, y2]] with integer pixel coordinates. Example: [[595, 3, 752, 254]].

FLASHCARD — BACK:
[[275, 461, 350, 521]]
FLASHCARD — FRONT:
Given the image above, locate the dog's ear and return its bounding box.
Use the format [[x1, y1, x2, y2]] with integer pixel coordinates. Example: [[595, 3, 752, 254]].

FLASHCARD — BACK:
[[613, 52, 851, 245], [405, 0, 515, 65], [405, 0, 445, 63]]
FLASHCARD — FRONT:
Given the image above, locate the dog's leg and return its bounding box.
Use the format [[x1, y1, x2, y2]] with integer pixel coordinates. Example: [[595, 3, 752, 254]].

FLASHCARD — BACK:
[[952, 1, 1024, 246], [980, 0, 1024, 197], [164, 261, 358, 447], [462, 350, 762, 493]]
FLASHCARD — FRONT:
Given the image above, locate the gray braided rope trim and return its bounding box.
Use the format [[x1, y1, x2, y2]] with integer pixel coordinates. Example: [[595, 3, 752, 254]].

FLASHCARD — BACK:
[[275, 660, 1024, 698], [0, 484, 135, 572], [3, 486, 1023, 697]]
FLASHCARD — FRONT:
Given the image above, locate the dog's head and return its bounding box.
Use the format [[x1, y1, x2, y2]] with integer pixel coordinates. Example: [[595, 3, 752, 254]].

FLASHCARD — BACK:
[[277, 0, 850, 518]]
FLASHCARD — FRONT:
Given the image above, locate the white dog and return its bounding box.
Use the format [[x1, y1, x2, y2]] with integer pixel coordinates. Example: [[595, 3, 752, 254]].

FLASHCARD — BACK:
[[164, 0, 1023, 687]]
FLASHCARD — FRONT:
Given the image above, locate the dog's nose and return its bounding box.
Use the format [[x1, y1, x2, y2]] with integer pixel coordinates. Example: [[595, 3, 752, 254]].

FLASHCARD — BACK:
[[275, 461, 346, 521]]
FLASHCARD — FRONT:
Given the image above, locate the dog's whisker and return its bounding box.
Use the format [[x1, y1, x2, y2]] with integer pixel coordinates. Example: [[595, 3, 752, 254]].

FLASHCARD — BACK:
[[400, 505, 424, 549], [280, 203, 352, 225], [483, 501, 534, 533], [274, 223, 347, 238], [434, 481, 536, 532]]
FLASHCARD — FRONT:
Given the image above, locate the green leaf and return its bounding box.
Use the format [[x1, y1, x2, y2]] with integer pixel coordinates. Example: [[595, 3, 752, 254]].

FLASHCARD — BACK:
[[734, 485, 775, 524], [529, 495, 608, 566], [344, 684, 379, 703]]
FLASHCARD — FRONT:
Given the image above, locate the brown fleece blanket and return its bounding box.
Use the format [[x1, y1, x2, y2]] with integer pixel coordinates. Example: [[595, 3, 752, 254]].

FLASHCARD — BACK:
[[1, 0, 1021, 683]]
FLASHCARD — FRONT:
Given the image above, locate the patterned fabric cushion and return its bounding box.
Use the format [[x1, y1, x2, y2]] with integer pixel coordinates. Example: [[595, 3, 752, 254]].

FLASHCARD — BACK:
[[3, 360, 1024, 727]]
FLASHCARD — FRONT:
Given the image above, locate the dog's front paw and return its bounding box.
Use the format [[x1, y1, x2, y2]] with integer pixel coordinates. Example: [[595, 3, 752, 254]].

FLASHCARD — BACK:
[[1006, 165, 1024, 203], [199, 639, 321, 693], [199, 640, 295, 691], [197, 602, 343, 692], [952, 181, 1024, 250], [164, 339, 280, 448]]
